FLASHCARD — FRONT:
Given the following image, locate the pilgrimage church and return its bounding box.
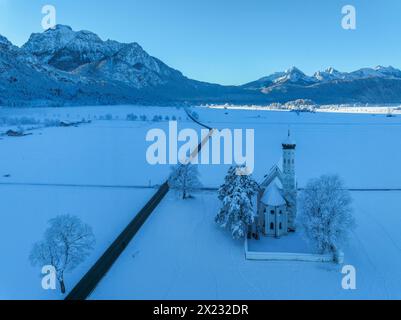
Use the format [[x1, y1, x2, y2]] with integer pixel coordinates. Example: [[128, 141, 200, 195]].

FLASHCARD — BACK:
[[253, 132, 297, 238]]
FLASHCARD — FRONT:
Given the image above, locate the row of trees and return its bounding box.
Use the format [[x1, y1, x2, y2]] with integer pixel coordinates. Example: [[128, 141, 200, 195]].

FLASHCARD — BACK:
[[126, 113, 180, 122]]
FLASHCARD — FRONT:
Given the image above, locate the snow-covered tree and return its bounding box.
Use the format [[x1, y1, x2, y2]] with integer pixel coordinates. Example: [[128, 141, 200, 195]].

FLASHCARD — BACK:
[[215, 166, 259, 239], [168, 163, 202, 199], [298, 175, 355, 256], [29, 215, 95, 294], [152, 115, 163, 122]]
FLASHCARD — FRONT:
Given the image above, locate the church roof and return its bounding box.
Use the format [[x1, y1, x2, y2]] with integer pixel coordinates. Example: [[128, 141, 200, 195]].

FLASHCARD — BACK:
[[260, 183, 286, 207], [270, 176, 283, 189], [260, 164, 283, 187]]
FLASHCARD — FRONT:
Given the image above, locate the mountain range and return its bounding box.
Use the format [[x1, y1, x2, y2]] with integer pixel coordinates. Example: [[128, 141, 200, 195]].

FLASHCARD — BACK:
[[1, 25, 401, 107]]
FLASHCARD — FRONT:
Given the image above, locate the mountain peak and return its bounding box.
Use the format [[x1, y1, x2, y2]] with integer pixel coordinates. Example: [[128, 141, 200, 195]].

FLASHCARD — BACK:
[[313, 67, 343, 81], [373, 65, 401, 78], [46, 24, 73, 32], [274, 66, 316, 85], [43, 25, 102, 42], [325, 67, 339, 74], [285, 66, 304, 74], [22, 25, 124, 71], [375, 65, 397, 72]]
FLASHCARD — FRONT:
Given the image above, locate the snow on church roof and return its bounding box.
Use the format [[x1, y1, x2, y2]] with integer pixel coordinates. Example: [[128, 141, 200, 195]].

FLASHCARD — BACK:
[[282, 130, 296, 146], [270, 176, 283, 189], [259, 164, 283, 189], [261, 183, 286, 207]]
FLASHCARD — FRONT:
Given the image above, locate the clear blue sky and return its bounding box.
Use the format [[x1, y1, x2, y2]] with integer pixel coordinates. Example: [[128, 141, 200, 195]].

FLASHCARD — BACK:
[[0, 0, 400, 85]]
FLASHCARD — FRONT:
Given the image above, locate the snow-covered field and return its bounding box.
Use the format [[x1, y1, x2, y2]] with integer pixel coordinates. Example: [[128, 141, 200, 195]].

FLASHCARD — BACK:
[[1, 105, 401, 299], [248, 233, 312, 254], [0, 106, 188, 299], [193, 107, 401, 189], [0, 106, 189, 185], [91, 191, 401, 300], [92, 106, 401, 300], [0, 185, 154, 299]]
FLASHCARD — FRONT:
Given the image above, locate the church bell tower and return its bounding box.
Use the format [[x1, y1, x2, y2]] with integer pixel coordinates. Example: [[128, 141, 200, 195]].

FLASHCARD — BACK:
[[282, 130, 297, 232]]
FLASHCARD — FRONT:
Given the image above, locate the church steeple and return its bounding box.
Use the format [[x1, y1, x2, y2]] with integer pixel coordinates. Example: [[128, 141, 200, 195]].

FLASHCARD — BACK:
[[282, 130, 296, 181], [282, 130, 296, 150]]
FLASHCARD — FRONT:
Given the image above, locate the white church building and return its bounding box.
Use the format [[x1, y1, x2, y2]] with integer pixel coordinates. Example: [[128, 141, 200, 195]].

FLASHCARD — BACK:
[[253, 132, 297, 238]]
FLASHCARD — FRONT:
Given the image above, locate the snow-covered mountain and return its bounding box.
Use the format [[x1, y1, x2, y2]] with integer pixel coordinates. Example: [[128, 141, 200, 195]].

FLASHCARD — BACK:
[[22, 25, 124, 71], [22, 25, 186, 88], [243, 65, 401, 104], [274, 67, 318, 85], [17, 25, 242, 105], [347, 66, 401, 80], [72, 42, 185, 89], [2, 25, 401, 106], [247, 65, 401, 88], [313, 67, 345, 82], [0, 30, 160, 106], [243, 67, 318, 89]]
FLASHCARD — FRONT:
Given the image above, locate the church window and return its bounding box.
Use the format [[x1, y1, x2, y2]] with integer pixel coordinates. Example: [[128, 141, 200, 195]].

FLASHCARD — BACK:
[[270, 210, 275, 215], [270, 223, 274, 230], [279, 223, 282, 230]]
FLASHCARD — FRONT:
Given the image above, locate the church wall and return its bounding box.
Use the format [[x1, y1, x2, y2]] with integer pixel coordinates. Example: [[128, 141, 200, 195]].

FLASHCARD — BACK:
[[263, 205, 288, 237]]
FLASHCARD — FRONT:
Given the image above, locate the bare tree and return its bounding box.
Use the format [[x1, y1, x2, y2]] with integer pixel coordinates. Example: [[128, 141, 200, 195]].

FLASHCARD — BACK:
[[29, 215, 95, 294], [168, 163, 202, 199], [298, 175, 355, 256]]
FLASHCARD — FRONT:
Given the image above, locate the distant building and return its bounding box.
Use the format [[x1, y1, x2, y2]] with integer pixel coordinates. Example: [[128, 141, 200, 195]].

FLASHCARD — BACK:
[[254, 132, 297, 238]]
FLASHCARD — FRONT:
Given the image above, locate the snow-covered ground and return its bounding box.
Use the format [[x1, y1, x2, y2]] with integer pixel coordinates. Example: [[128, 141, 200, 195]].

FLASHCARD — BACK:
[[91, 190, 401, 300], [248, 233, 312, 254], [0, 106, 190, 185], [89, 105, 401, 300], [3, 105, 400, 189], [1, 105, 401, 299], [0, 106, 189, 299], [192, 107, 401, 189], [0, 185, 154, 300]]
